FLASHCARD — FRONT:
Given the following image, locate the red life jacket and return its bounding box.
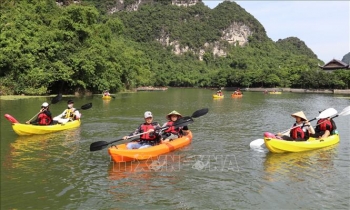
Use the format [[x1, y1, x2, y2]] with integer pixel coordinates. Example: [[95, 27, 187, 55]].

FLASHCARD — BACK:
[[316, 119, 333, 132], [164, 121, 180, 135], [140, 123, 158, 141], [38, 112, 52, 125], [290, 124, 305, 139]]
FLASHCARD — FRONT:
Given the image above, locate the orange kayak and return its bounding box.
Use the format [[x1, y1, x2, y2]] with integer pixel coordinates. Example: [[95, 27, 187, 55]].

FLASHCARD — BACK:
[[108, 131, 193, 162], [231, 93, 243, 98]]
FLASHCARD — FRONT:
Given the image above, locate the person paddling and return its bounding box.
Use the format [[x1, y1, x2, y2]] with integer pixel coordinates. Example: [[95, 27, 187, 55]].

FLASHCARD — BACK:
[[53, 100, 81, 124], [123, 111, 161, 149], [103, 90, 110, 96], [26, 102, 53, 125], [310, 110, 337, 139], [277, 111, 315, 141], [161, 110, 189, 142]]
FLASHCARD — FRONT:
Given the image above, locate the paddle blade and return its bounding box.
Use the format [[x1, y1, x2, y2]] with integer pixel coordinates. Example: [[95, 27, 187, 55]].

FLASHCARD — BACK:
[[4, 114, 20, 124], [81, 103, 92, 110], [338, 106, 350, 116], [90, 141, 109, 151], [51, 93, 62, 104], [191, 108, 209, 118], [90, 137, 127, 151], [316, 108, 337, 119], [250, 139, 264, 149]]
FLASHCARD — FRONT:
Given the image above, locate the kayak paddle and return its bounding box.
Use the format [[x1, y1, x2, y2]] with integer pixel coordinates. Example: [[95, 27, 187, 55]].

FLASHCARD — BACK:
[[174, 108, 209, 128], [191, 108, 209, 118], [89, 108, 209, 152], [77, 103, 93, 110], [90, 131, 150, 152]]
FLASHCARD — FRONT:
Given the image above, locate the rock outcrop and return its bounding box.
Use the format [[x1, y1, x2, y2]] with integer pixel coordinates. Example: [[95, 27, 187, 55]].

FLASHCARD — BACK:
[[105, 0, 254, 59], [157, 22, 252, 60]]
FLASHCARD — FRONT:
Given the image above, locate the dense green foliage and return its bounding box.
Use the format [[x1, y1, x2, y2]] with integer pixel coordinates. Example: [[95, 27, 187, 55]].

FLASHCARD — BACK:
[[0, 0, 349, 95]]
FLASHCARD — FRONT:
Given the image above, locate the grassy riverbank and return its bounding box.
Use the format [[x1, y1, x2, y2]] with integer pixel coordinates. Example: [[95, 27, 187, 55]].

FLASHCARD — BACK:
[[0, 91, 137, 100], [0, 95, 64, 100]]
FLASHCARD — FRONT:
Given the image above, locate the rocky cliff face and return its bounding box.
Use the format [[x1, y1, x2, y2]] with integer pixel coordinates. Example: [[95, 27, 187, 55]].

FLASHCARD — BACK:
[[157, 22, 252, 60], [106, 0, 253, 59], [172, 0, 200, 7], [108, 0, 145, 13], [108, 0, 201, 14], [221, 22, 252, 46]]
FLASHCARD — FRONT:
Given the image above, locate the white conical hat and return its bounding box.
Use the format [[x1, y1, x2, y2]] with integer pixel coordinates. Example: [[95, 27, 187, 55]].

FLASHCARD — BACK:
[[291, 111, 307, 121]]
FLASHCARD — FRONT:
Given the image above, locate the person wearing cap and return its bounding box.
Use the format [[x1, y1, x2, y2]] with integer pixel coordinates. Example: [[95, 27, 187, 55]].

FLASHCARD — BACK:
[[123, 111, 161, 149], [53, 100, 81, 124], [310, 110, 337, 139], [26, 102, 53, 125], [277, 111, 315, 141], [161, 110, 188, 142]]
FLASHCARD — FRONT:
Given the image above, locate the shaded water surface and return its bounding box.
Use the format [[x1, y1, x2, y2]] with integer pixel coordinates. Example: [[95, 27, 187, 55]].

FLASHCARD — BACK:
[[1, 89, 349, 209]]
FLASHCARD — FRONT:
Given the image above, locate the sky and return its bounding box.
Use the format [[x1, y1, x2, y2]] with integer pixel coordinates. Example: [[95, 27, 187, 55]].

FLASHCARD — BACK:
[[202, 1, 350, 63]]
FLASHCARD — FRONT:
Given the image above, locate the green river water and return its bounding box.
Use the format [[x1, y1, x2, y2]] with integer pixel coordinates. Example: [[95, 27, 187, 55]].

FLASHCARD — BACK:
[[1, 88, 349, 209]]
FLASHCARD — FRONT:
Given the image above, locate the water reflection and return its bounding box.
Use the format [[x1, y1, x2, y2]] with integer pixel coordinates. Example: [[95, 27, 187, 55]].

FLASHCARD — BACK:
[[108, 155, 183, 179], [3, 128, 81, 170], [107, 155, 185, 205], [102, 99, 111, 106], [263, 146, 338, 182]]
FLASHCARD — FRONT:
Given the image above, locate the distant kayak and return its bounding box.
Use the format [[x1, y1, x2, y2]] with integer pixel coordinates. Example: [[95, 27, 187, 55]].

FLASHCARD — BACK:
[[102, 95, 112, 100], [4, 114, 81, 136], [269, 92, 282, 94], [231, 93, 243, 98], [213, 94, 224, 98]]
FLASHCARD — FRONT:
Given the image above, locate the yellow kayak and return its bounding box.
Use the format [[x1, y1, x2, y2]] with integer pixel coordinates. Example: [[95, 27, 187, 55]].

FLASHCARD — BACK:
[[4, 114, 81, 135], [102, 95, 112, 100], [269, 92, 282, 94], [213, 94, 224, 98], [264, 134, 340, 153]]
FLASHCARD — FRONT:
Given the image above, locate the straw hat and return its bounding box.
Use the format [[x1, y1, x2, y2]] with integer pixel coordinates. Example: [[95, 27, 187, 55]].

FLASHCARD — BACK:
[[166, 110, 182, 120], [291, 111, 307, 121]]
